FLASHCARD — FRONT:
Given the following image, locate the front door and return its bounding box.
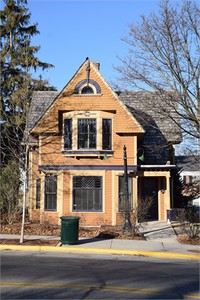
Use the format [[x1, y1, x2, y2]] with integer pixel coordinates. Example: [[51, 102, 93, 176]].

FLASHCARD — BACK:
[[141, 177, 158, 220]]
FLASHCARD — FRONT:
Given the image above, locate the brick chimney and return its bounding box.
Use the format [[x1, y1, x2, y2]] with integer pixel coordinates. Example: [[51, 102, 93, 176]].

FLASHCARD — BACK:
[[92, 62, 100, 70]]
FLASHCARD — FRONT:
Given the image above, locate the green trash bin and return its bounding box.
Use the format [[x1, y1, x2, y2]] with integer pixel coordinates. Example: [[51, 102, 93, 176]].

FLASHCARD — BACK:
[[60, 216, 80, 245]]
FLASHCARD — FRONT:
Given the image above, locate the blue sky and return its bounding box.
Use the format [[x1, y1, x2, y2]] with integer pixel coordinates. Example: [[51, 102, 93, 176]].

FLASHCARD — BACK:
[[28, 0, 159, 91]]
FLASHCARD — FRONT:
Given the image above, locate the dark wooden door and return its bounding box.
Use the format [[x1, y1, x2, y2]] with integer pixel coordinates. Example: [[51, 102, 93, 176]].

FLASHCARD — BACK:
[[141, 177, 158, 220]]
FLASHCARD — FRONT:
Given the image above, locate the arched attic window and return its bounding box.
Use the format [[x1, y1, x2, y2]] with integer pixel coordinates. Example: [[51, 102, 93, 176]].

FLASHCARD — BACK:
[[74, 79, 101, 95], [81, 86, 94, 94]]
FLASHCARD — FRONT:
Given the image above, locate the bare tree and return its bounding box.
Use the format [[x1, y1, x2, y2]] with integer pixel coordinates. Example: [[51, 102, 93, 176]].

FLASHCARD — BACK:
[[114, 0, 200, 146]]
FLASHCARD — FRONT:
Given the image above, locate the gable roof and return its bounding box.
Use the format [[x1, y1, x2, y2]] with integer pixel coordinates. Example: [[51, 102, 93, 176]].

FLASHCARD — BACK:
[[118, 91, 182, 144], [27, 60, 182, 148], [27, 91, 59, 132], [28, 59, 144, 134]]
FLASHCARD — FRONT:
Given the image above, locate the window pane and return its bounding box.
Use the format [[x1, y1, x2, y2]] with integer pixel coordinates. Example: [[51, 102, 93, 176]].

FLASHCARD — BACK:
[[64, 119, 72, 149], [48, 194, 53, 210], [73, 176, 102, 211], [45, 177, 57, 192], [94, 190, 102, 210], [81, 86, 94, 94], [73, 190, 81, 210], [87, 190, 94, 210], [82, 190, 87, 210], [89, 133, 96, 148], [102, 119, 112, 150], [118, 176, 132, 212], [45, 176, 57, 211], [36, 179, 41, 209], [78, 119, 96, 149]]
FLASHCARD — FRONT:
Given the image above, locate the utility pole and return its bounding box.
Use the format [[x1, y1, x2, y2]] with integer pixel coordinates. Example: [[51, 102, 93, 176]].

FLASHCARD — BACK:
[[123, 145, 132, 232]]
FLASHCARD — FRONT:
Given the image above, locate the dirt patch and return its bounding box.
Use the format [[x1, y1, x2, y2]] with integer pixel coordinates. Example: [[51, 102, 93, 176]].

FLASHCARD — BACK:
[[1, 223, 60, 236], [172, 224, 200, 245], [0, 239, 59, 246], [177, 235, 200, 246]]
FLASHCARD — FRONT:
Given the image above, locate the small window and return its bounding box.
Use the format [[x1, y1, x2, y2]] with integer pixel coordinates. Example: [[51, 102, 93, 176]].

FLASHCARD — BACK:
[[45, 176, 57, 211], [78, 118, 96, 149], [102, 119, 112, 150], [36, 179, 41, 209], [81, 86, 94, 94], [73, 176, 102, 211], [118, 176, 133, 212], [64, 119, 72, 149], [74, 79, 101, 94]]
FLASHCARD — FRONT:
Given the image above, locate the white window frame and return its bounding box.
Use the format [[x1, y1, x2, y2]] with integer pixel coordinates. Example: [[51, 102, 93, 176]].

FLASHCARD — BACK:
[[62, 111, 113, 154]]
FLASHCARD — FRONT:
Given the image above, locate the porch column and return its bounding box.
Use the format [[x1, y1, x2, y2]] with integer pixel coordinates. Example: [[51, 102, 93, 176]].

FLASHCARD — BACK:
[[112, 171, 116, 225], [164, 174, 171, 221]]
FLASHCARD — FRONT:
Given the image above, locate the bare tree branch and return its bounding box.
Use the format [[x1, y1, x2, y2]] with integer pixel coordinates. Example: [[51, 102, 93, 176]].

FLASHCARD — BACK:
[[114, 0, 200, 143]]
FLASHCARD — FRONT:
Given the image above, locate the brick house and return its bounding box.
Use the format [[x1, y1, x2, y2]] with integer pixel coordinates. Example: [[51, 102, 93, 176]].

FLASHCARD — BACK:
[[27, 58, 181, 226]]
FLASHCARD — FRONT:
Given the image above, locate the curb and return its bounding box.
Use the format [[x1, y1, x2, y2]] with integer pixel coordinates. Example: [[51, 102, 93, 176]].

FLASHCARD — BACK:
[[1, 244, 199, 260]]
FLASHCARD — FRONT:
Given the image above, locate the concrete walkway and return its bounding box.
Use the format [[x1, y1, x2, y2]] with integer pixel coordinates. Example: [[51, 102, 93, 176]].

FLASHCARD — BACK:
[[1, 222, 199, 260]]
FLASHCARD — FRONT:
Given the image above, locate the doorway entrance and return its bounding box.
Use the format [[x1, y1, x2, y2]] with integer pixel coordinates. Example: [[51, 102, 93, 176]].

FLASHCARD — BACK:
[[140, 177, 158, 221]]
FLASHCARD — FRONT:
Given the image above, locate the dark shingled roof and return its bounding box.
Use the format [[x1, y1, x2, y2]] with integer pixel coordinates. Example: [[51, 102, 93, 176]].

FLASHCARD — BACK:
[[118, 91, 182, 164], [27, 91, 59, 131], [118, 91, 182, 144]]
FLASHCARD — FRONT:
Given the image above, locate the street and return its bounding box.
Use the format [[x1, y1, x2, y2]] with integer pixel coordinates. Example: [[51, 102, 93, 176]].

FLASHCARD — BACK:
[[1, 251, 199, 299]]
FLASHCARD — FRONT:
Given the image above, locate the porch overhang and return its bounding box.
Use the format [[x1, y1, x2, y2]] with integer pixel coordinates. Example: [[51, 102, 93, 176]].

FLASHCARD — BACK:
[[137, 165, 177, 172], [38, 165, 138, 172]]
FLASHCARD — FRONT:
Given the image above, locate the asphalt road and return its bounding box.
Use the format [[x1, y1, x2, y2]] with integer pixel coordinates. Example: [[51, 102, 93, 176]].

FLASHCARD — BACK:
[[1, 251, 199, 299]]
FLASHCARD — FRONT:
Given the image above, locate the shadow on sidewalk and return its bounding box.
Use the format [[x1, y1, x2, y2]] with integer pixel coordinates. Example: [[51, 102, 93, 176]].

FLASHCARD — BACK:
[[77, 237, 113, 245]]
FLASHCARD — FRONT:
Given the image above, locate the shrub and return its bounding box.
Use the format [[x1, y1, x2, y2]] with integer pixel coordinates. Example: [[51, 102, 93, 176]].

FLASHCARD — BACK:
[[179, 207, 199, 238]]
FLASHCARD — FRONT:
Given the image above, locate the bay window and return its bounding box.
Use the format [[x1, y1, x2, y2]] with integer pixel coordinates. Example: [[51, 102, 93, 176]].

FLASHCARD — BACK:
[[63, 112, 113, 155]]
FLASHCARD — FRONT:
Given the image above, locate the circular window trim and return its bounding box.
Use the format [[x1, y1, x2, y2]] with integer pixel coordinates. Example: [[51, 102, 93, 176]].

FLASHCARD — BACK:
[[74, 79, 101, 94]]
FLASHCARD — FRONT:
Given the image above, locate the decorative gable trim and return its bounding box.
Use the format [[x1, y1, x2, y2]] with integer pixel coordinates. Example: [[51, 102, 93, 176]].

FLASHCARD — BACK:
[[74, 79, 101, 94]]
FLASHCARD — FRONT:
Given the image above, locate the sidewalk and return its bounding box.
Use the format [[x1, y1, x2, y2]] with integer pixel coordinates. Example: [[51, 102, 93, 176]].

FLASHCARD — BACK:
[[1, 222, 199, 260]]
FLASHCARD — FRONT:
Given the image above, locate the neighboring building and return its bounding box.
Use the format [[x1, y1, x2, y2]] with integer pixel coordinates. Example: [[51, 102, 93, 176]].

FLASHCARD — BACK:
[[27, 58, 181, 226], [175, 155, 200, 197], [176, 156, 200, 184]]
